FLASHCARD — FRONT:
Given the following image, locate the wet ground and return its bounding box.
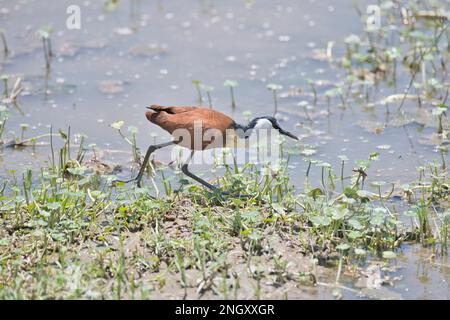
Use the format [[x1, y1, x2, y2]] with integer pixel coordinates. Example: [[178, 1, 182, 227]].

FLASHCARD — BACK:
[[0, 0, 448, 299]]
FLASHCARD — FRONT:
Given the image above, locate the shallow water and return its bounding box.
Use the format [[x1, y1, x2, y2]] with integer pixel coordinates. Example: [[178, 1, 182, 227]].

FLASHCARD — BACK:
[[393, 244, 449, 299], [0, 0, 448, 299], [340, 244, 449, 300]]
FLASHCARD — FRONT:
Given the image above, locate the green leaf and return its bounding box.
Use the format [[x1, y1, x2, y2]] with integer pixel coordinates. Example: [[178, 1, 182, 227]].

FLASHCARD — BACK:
[[344, 34, 361, 44], [317, 162, 331, 168], [348, 218, 363, 230], [110, 120, 125, 130], [371, 181, 386, 187], [271, 203, 286, 215], [127, 126, 138, 135], [344, 187, 358, 199], [432, 107, 446, 116], [309, 216, 324, 227], [336, 243, 350, 251], [223, 80, 238, 87], [355, 159, 370, 168], [348, 230, 362, 239], [46, 202, 61, 210], [266, 83, 283, 91], [357, 190, 378, 199], [37, 25, 53, 38], [104, 0, 119, 12], [200, 84, 214, 92], [325, 207, 348, 220], [308, 188, 323, 199]]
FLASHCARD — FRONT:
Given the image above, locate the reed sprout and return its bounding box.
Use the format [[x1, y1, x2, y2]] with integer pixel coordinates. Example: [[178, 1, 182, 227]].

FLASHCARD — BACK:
[[37, 25, 53, 70], [224, 80, 238, 108], [192, 79, 203, 104], [0, 29, 8, 56], [267, 83, 282, 116]]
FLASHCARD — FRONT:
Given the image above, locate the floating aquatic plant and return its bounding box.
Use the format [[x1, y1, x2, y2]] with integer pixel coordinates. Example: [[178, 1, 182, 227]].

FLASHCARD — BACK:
[[191, 79, 203, 104], [386, 47, 401, 84], [200, 84, 214, 108], [19, 124, 28, 140], [266, 83, 282, 116], [432, 103, 447, 134], [223, 80, 238, 108], [37, 25, 53, 69], [338, 155, 349, 182], [306, 80, 317, 106], [110, 120, 139, 163], [104, 0, 120, 12], [0, 105, 7, 141], [297, 100, 312, 121]]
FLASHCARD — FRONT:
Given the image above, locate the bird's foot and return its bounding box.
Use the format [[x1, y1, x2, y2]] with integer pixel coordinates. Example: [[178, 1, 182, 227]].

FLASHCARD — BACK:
[[208, 185, 228, 195]]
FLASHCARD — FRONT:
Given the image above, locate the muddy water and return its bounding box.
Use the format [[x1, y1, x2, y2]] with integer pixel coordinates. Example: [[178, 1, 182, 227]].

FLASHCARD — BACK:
[[0, 0, 448, 299]]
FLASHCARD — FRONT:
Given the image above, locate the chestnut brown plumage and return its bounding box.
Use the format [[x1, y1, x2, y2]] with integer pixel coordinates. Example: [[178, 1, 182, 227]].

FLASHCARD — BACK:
[[120, 105, 299, 194], [145, 105, 236, 150]]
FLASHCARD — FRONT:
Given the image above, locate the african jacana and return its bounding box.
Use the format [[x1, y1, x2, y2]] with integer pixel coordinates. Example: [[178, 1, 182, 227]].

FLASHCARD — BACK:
[[121, 105, 298, 194]]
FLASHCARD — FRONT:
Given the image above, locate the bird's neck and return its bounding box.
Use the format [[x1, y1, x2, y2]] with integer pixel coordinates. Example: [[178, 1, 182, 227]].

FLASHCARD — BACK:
[[233, 122, 247, 131], [233, 118, 261, 138], [231, 122, 247, 138]]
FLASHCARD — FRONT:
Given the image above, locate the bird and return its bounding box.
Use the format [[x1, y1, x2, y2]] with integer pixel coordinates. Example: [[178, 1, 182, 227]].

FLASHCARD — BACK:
[[120, 105, 299, 194]]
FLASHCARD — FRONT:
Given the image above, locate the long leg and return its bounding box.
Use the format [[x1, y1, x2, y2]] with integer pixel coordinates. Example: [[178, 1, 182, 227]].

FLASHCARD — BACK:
[[181, 151, 226, 194], [119, 141, 174, 187]]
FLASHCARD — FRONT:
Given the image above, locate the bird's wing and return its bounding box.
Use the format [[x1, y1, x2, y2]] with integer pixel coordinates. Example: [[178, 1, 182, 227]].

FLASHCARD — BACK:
[[147, 105, 197, 114]]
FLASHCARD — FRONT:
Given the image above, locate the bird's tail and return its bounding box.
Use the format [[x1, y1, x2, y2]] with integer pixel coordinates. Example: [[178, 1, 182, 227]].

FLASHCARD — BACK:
[[146, 105, 195, 114]]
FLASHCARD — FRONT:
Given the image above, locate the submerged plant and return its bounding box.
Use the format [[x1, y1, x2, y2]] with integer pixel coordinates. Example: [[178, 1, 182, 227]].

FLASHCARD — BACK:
[[19, 124, 28, 140], [110, 120, 140, 162], [0, 29, 8, 56], [307, 79, 317, 106], [200, 84, 214, 108], [1, 74, 9, 98]]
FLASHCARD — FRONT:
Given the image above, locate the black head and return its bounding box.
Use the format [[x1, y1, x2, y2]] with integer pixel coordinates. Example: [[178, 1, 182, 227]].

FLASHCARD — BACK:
[[244, 116, 299, 140]]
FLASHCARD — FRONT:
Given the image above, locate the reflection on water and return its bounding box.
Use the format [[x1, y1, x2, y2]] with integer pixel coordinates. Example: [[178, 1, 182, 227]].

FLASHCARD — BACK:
[[394, 245, 449, 300]]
